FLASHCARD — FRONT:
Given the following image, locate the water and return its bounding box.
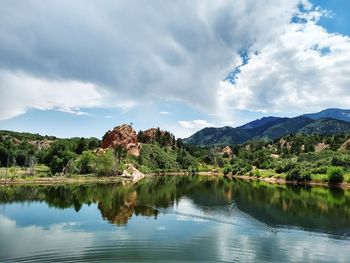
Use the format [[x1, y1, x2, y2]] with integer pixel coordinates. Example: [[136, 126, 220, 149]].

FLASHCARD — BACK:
[[0, 176, 349, 262]]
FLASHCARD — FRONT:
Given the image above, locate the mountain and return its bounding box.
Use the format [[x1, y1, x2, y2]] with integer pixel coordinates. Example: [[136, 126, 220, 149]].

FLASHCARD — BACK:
[[183, 109, 350, 146], [303, 108, 350, 122], [238, 116, 282, 129]]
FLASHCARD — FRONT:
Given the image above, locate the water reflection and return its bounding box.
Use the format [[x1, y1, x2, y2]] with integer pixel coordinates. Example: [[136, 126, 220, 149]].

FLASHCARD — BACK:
[[1, 176, 350, 235]]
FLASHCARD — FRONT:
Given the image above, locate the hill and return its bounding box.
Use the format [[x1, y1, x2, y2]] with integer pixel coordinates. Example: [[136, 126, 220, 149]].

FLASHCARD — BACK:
[[303, 108, 350, 122], [183, 108, 350, 146]]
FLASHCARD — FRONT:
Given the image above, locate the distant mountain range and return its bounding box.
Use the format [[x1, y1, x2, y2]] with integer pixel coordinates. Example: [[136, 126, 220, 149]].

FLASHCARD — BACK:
[[183, 108, 350, 146]]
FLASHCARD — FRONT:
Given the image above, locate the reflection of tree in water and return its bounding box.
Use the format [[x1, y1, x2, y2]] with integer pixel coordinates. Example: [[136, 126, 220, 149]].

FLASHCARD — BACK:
[[1, 176, 350, 234], [231, 179, 350, 234]]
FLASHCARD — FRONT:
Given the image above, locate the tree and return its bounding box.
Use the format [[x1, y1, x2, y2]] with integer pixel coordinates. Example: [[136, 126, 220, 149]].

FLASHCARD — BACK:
[[114, 145, 127, 174], [75, 138, 88, 154], [327, 166, 344, 184], [95, 150, 116, 176], [76, 150, 96, 174]]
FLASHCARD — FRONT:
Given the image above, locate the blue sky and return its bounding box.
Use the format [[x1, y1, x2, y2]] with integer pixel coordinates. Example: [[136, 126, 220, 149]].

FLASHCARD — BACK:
[[0, 0, 350, 139]]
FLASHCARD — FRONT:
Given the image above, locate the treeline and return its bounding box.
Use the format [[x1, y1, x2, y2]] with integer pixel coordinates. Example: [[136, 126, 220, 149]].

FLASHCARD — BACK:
[[0, 132, 100, 174], [223, 133, 350, 184], [1, 130, 350, 183]]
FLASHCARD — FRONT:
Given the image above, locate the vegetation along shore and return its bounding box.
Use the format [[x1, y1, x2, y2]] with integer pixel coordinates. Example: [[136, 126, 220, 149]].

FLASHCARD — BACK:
[[1, 119, 350, 188]]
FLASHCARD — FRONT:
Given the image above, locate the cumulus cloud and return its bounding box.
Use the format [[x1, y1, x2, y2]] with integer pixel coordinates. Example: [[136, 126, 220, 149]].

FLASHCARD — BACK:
[[220, 3, 350, 114], [178, 119, 213, 129], [0, 0, 303, 120], [0, 70, 137, 120], [1, 0, 348, 123]]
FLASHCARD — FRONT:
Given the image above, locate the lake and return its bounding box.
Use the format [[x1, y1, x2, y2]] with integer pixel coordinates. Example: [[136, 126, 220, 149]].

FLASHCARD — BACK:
[[0, 176, 350, 262]]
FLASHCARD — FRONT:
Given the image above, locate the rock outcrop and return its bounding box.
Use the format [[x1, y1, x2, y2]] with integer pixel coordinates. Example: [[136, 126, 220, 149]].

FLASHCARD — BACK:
[[122, 164, 146, 184], [102, 124, 137, 148], [222, 146, 233, 157], [29, 140, 53, 150], [340, 139, 350, 151], [101, 124, 141, 156], [143, 128, 166, 139], [315, 142, 329, 153]]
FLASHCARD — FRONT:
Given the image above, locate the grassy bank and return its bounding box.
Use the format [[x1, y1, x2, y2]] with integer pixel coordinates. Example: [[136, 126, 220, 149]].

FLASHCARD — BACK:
[[0, 166, 128, 185]]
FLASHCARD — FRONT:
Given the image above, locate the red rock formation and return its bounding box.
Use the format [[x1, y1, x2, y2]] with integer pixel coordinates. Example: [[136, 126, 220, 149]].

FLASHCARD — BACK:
[[101, 124, 141, 156], [143, 128, 166, 139], [101, 124, 138, 149]]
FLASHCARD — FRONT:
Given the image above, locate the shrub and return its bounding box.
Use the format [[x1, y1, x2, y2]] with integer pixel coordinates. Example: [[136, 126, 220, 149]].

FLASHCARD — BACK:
[[95, 150, 116, 176], [275, 161, 296, 174], [327, 166, 344, 184], [250, 169, 260, 177], [300, 170, 312, 181], [311, 166, 328, 174], [286, 167, 301, 181], [231, 159, 252, 175], [75, 150, 96, 174], [223, 165, 232, 175], [331, 155, 350, 168]]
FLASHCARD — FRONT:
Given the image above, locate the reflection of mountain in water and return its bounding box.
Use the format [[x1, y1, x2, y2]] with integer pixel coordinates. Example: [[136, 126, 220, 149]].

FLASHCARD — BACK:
[[1, 176, 350, 235]]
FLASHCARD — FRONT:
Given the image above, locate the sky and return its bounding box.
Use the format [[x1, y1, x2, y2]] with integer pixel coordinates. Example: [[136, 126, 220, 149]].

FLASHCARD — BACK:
[[0, 0, 350, 139]]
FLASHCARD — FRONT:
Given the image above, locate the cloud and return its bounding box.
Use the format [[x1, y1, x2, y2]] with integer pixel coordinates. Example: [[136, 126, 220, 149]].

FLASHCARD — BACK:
[[0, 0, 304, 120], [0, 70, 136, 120], [220, 4, 350, 114], [179, 119, 213, 129], [57, 107, 91, 116], [160, 111, 170, 115]]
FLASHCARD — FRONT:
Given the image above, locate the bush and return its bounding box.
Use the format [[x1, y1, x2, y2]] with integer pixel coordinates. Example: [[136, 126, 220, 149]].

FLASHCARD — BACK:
[[300, 170, 312, 181], [223, 165, 232, 175], [286, 167, 301, 181], [231, 159, 252, 175], [327, 166, 344, 184], [95, 150, 116, 176], [249, 169, 260, 177], [75, 150, 96, 174], [311, 166, 328, 174], [286, 167, 312, 182], [275, 160, 296, 174], [331, 155, 350, 168]]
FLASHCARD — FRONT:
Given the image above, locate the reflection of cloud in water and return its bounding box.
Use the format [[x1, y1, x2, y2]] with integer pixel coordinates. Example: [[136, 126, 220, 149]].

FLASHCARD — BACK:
[[157, 197, 274, 232], [0, 215, 93, 261]]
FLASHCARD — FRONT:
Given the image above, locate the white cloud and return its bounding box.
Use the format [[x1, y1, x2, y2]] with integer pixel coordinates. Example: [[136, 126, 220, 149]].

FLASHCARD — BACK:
[[220, 5, 350, 114], [0, 70, 135, 120], [160, 111, 170, 115], [1, 0, 348, 124], [0, 0, 303, 120], [57, 107, 91, 116], [178, 119, 213, 130]]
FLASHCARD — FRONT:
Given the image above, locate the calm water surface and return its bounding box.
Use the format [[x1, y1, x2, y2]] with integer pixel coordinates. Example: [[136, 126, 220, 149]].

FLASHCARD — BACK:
[[0, 176, 350, 262]]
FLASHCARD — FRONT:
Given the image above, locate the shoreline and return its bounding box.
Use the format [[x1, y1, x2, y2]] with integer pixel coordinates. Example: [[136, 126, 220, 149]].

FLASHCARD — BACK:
[[0, 176, 129, 186], [0, 171, 220, 186], [1, 172, 350, 189], [229, 175, 350, 189]]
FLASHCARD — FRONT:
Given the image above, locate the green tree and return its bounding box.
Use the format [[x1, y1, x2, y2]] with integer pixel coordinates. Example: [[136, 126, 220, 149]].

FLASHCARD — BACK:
[[95, 150, 116, 176], [327, 166, 344, 184], [76, 150, 96, 174]]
